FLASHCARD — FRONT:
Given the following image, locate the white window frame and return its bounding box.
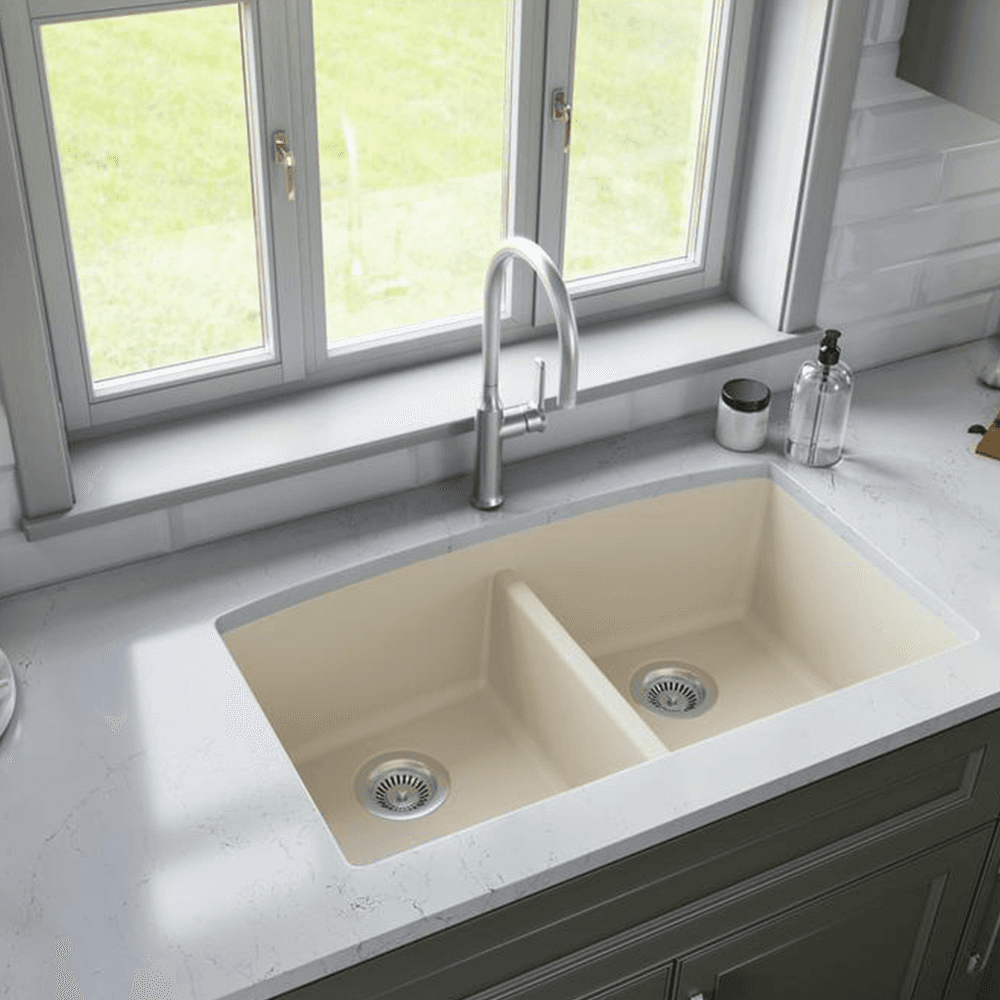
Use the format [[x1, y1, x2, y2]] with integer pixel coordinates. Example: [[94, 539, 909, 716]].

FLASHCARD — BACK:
[[1, 1, 307, 433], [0, 0, 755, 438], [537, 0, 756, 325], [0, 0, 869, 522]]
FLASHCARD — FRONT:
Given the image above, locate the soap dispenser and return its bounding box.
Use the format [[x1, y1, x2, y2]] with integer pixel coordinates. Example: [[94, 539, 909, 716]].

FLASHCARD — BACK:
[[785, 329, 853, 467]]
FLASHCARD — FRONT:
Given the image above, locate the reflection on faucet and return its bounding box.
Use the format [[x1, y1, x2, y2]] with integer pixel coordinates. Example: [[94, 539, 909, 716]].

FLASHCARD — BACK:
[[471, 237, 579, 510]]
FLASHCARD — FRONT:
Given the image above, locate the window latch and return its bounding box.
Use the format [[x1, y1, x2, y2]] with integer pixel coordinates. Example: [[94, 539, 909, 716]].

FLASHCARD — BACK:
[[552, 89, 571, 154], [273, 131, 295, 201]]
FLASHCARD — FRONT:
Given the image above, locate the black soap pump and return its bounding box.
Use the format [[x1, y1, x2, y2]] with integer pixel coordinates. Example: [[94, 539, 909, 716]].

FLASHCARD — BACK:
[[785, 330, 854, 467]]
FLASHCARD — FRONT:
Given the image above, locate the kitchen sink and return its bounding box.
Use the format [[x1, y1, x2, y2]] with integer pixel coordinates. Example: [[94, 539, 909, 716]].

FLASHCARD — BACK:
[[220, 476, 966, 864]]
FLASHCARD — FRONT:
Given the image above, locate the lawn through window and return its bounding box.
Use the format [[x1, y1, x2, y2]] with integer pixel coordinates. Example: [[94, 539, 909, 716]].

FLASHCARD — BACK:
[[41, 4, 265, 385], [564, 0, 720, 280], [312, 0, 508, 345]]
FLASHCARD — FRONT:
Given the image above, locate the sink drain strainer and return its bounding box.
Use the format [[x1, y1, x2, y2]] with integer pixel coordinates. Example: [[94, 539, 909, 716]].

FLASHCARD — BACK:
[[630, 661, 717, 719], [355, 752, 450, 820]]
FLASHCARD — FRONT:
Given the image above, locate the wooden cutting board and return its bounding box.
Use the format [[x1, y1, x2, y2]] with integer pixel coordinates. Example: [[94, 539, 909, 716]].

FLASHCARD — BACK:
[[976, 410, 1000, 460]]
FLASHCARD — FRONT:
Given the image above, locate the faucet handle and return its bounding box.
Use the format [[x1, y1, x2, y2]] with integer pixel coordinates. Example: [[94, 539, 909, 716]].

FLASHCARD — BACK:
[[499, 357, 547, 439], [533, 357, 546, 414], [523, 357, 546, 432]]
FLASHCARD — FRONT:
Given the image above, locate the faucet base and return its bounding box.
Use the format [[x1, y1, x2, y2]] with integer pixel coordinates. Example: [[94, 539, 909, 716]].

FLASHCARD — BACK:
[[471, 494, 504, 511], [471, 404, 504, 511]]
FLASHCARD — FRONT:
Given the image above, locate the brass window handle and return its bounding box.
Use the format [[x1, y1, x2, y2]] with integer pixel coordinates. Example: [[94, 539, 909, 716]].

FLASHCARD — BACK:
[[552, 89, 571, 153], [273, 131, 295, 201]]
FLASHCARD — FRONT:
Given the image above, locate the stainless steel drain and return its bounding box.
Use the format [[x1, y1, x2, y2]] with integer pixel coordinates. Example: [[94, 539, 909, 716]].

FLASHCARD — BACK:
[[630, 661, 717, 719], [355, 752, 450, 821]]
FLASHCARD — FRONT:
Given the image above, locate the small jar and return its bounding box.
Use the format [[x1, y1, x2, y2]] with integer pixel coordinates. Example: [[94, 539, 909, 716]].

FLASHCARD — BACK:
[[715, 378, 771, 452]]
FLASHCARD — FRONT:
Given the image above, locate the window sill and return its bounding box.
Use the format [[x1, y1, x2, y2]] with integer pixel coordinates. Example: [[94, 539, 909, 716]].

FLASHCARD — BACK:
[[21, 297, 816, 542]]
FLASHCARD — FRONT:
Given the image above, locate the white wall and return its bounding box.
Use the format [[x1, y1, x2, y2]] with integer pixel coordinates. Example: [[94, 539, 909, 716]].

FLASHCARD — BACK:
[[2, 0, 999, 598], [0, 404, 18, 533], [818, 0, 1000, 350]]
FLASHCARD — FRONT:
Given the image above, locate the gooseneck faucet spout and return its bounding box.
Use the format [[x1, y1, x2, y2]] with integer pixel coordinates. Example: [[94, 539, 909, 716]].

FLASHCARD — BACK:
[[471, 237, 579, 510]]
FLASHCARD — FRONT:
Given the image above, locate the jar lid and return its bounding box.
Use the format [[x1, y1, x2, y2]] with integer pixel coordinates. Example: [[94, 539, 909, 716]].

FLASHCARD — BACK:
[[721, 378, 771, 413]]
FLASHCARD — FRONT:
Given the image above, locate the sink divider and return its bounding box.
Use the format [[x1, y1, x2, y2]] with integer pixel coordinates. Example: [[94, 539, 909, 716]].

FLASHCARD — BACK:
[[488, 570, 668, 787]]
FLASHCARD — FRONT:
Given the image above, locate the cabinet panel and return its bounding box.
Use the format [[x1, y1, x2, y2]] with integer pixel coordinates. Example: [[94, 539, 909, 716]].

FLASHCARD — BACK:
[[592, 969, 668, 1000], [675, 826, 993, 1000], [461, 950, 671, 1000], [944, 823, 1000, 999]]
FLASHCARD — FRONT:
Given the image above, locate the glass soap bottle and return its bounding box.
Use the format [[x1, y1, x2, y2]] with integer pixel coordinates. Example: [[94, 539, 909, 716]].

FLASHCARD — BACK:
[[785, 329, 853, 467]]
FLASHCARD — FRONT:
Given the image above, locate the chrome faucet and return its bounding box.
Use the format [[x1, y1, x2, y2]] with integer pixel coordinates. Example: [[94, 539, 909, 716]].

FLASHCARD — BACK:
[[471, 237, 579, 510]]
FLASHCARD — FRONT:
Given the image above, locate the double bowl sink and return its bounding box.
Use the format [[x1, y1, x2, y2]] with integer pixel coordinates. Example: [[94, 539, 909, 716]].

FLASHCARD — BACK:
[[220, 476, 966, 865]]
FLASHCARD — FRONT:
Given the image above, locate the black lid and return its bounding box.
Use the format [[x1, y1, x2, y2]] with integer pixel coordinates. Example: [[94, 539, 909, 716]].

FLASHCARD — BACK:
[[721, 378, 771, 413], [818, 329, 842, 365]]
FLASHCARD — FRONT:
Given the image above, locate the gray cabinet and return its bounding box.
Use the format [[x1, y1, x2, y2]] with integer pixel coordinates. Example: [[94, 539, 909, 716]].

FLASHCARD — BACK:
[[284, 709, 1000, 1000], [944, 823, 1000, 999], [675, 826, 992, 1000]]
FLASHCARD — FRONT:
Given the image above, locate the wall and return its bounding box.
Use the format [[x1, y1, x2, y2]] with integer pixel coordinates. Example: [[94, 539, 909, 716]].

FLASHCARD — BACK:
[[1, 0, 999, 598], [0, 403, 17, 536], [818, 0, 1000, 350]]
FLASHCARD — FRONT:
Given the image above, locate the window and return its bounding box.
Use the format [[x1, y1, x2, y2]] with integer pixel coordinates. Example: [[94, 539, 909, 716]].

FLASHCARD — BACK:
[[0, 0, 754, 436]]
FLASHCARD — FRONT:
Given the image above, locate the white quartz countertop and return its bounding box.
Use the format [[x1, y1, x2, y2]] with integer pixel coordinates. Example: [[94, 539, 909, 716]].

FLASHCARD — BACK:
[[2, 340, 1000, 1000]]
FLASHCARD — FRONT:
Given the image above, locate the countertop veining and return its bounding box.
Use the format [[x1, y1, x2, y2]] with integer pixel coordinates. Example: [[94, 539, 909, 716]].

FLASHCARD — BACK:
[[2, 340, 1000, 1000]]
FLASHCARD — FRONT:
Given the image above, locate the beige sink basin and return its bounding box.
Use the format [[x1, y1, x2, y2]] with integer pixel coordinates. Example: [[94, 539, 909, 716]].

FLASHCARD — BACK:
[[518, 478, 965, 752], [222, 563, 663, 865], [221, 477, 966, 864]]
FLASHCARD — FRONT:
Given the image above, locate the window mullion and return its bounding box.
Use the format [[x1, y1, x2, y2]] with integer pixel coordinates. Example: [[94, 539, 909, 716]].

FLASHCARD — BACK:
[[281, 0, 326, 377], [503, 0, 549, 331], [250, 0, 305, 383], [534, 0, 577, 327]]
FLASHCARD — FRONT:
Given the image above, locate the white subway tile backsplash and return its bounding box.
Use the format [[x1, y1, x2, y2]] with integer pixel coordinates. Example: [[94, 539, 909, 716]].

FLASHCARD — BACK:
[[863, 0, 882, 45], [413, 435, 476, 487], [503, 393, 632, 463], [941, 143, 1000, 201], [851, 99, 1000, 168], [840, 111, 866, 171], [628, 348, 816, 434], [864, 0, 911, 46], [824, 228, 844, 282], [173, 447, 419, 548], [0, 403, 14, 469], [628, 379, 700, 433], [0, 511, 172, 598], [0, 470, 21, 533], [986, 290, 1000, 338], [818, 262, 920, 325], [845, 293, 993, 369], [852, 44, 926, 110], [837, 192, 1000, 273], [921, 242, 1000, 304], [832, 158, 939, 225]]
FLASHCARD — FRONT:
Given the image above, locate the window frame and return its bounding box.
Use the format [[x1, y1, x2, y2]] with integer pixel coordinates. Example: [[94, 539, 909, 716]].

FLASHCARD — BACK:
[[7, 0, 308, 432], [3, 0, 756, 438], [0, 0, 866, 522]]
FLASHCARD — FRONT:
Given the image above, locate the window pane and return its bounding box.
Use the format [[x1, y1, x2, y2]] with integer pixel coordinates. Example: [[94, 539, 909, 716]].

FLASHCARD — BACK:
[[564, 0, 720, 279], [41, 4, 264, 385], [313, 0, 507, 346]]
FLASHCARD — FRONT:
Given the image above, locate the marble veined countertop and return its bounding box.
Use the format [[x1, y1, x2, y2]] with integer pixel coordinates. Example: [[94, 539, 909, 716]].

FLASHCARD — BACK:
[[2, 340, 1000, 1000]]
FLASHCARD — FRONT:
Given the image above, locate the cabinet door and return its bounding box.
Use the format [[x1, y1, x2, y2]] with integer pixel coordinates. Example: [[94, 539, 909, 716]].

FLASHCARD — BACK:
[[943, 823, 1000, 999], [674, 825, 992, 1000]]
